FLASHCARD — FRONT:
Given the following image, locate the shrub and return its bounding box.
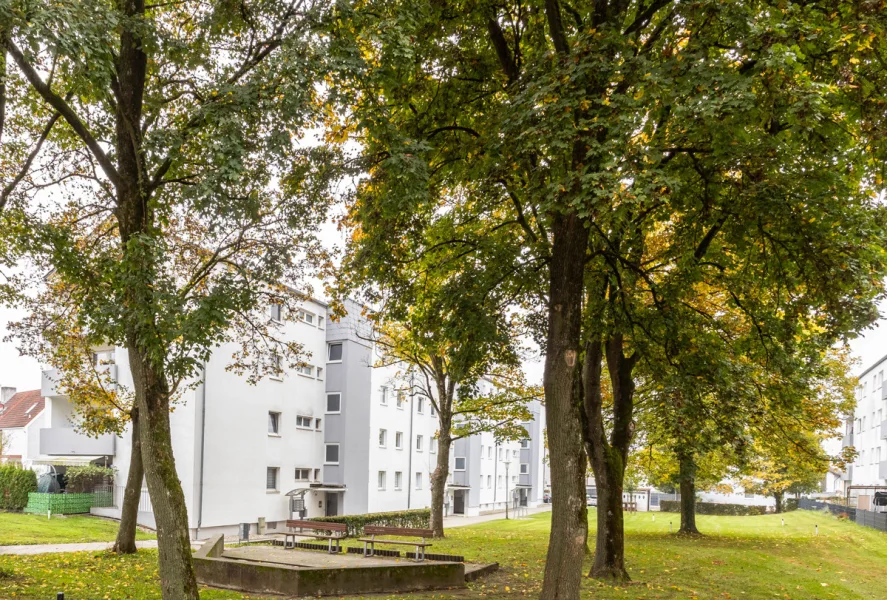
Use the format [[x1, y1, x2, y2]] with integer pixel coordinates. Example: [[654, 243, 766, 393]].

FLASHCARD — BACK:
[[309, 508, 430, 537], [0, 464, 38, 511], [784, 498, 799, 512], [659, 500, 767, 516], [65, 465, 115, 493]]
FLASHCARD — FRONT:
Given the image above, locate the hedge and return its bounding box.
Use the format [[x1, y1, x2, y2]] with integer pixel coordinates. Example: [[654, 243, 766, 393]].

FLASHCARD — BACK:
[[784, 498, 799, 512], [24, 492, 97, 515], [660, 500, 767, 516], [0, 464, 38, 511], [310, 508, 431, 537], [65, 465, 115, 493]]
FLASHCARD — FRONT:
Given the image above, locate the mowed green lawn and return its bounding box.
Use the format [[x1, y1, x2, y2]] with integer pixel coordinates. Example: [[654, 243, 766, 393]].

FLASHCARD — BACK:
[[0, 512, 154, 546], [1, 509, 885, 599]]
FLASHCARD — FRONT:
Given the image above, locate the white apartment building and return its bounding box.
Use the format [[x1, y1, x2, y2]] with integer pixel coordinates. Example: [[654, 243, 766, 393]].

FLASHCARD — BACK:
[[28, 297, 547, 536], [841, 353, 887, 508]]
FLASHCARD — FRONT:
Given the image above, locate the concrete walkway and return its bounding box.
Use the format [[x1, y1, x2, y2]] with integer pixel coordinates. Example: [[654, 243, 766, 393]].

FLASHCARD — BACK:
[[0, 540, 159, 555], [443, 503, 551, 528]]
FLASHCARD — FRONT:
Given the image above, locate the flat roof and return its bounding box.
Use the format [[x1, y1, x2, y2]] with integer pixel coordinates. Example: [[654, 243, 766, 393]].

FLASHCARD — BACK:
[[858, 353, 887, 380]]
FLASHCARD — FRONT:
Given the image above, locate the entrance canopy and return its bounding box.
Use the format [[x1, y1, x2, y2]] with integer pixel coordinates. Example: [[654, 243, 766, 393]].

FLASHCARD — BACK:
[[285, 485, 347, 497], [31, 455, 110, 467], [446, 484, 471, 489]]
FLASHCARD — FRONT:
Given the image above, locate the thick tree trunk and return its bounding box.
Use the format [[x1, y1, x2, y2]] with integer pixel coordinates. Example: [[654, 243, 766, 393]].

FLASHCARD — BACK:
[[590, 463, 627, 579], [539, 212, 589, 600], [430, 433, 452, 537], [773, 492, 784, 514], [677, 452, 700, 535], [113, 406, 144, 554], [130, 349, 199, 600]]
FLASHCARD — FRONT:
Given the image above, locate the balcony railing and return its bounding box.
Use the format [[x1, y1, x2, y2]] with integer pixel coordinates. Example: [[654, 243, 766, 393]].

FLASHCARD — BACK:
[[39, 428, 115, 456]]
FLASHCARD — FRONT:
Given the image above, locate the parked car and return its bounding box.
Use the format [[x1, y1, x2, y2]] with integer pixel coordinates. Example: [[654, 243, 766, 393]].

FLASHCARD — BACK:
[[586, 495, 597, 506]]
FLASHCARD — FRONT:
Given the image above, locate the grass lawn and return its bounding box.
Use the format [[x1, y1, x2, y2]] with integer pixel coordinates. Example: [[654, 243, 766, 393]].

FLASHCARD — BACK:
[[1, 509, 886, 599], [0, 512, 155, 546]]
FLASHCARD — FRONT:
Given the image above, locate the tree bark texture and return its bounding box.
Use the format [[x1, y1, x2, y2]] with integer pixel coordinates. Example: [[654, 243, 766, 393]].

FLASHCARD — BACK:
[[678, 452, 700, 535], [430, 431, 452, 538], [113, 406, 144, 554], [774, 492, 784, 514], [539, 211, 589, 600]]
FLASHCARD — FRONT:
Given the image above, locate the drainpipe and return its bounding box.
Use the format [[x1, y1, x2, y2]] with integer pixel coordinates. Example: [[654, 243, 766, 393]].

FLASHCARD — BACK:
[[407, 373, 415, 510], [195, 365, 208, 540]]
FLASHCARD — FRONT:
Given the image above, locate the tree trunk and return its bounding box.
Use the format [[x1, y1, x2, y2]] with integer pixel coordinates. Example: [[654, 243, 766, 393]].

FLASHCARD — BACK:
[[130, 348, 199, 600], [590, 463, 627, 579], [113, 406, 144, 554], [773, 492, 784, 514], [430, 432, 452, 537], [678, 452, 700, 535], [539, 212, 589, 600]]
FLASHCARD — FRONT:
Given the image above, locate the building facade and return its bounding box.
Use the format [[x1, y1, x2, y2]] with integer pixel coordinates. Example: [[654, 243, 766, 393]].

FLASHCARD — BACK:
[[30, 298, 547, 537], [841, 353, 887, 508]]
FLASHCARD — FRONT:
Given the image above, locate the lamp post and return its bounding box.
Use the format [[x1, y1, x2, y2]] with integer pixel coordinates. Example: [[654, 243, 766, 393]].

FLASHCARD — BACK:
[[505, 457, 511, 520]]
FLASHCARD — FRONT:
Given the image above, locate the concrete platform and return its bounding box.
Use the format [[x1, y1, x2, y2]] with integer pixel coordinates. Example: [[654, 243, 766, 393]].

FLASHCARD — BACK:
[[194, 534, 489, 597]]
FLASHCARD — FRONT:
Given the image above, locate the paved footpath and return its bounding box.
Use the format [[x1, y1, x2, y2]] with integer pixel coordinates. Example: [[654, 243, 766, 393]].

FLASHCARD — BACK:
[[0, 540, 159, 555], [0, 505, 552, 555], [443, 503, 551, 528]]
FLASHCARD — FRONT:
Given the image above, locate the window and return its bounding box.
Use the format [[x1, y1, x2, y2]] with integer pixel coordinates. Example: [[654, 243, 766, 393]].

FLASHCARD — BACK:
[[417, 397, 424, 413], [395, 431, 404, 449], [397, 392, 405, 409], [296, 309, 315, 325], [379, 429, 387, 447], [415, 472, 423, 489], [315, 418, 322, 430], [481, 445, 484, 457], [520, 439, 529, 449], [498, 448, 503, 461], [378, 471, 386, 490], [430, 403, 436, 416], [266, 467, 279, 491], [313, 468, 321, 481], [497, 475, 503, 489], [294, 468, 311, 481], [328, 343, 343, 362], [271, 354, 283, 379], [512, 449, 519, 458], [325, 444, 340, 464], [395, 471, 403, 490], [295, 415, 313, 428], [487, 475, 492, 488], [326, 393, 341, 413], [488, 447, 492, 460], [430, 438, 437, 453], [297, 364, 314, 377], [92, 350, 115, 366], [316, 367, 323, 380], [455, 457, 467, 471], [268, 412, 280, 434], [512, 476, 517, 484], [270, 303, 282, 322], [520, 463, 529, 474], [319, 316, 325, 329], [380, 386, 389, 405], [416, 435, 424, 452]]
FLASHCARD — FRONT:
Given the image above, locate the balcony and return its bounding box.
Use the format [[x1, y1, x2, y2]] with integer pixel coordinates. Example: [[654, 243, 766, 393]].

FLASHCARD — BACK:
[[41, 365, 118, 398], [40, 428, 115, 456]]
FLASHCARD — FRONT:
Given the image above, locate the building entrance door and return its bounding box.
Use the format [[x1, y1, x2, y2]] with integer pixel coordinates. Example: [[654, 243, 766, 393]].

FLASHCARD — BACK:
[[454, 490, 465, 514], [325, 492, 338, 516]]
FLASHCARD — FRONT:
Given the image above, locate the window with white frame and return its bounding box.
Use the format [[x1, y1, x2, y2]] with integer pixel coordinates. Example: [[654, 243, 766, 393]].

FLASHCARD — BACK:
[[487, 475, 492, 488], [313, 468, 320, 480], [415, 472, 423, 489], [379, 429, 387, 447], [328, 343, 343, 362], [378, 471, 386, 490], [297, 364, 314, 377], [520, 439, 529, 449], [395, 431, 404, 449], [520, 463, 529, 474], [417, 397, 424, 413], [266, 467, 279, 491], [270, 303, 282, 322], [319, 316, 325, 329], [295, 415, 313, 428], [380, 386, 389, 405], [316, 367, 323, 380], [325, 444, 340, 464], [315, 418, 322, 430], [480, 444, 484, 457], [430, 403, 436, 416], [268, 412, 280, 434], [395, 471, 403, 490], [296, 309, 315, 325], [271, 354, 283, 378], [326, 393, 341, 413], [512, 449, 519, 458], [430, 438, 437, 453], [512, 475, 517, 484], [497, 475, 503, 488], [455, 457, 467, 471], [498, 448, 503, 461], [416, 435, 423, 451], [294, 468, 311, 481], [397, 392, 405, 409], [487, 447, 492, 460]]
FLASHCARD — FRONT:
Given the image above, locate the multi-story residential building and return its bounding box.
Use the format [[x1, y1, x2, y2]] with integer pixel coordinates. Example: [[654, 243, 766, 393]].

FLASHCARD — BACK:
[[841, 353, 887, 508], [28, 297, 547, 537]]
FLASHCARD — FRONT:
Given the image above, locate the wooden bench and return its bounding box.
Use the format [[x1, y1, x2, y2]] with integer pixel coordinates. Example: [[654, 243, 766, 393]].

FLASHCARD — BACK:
[[283, 519, 347, 553], [358, 525, 434, 561]]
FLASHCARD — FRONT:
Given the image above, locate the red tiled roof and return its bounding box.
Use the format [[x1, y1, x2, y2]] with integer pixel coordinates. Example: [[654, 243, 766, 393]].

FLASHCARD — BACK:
[[0, 390, 46, 429]]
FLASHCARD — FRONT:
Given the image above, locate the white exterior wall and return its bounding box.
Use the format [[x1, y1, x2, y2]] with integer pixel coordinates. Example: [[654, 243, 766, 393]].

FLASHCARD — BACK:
[[1, 427, 26, 462], [848, 357, 887, 488], [698, 488, 776, 508]]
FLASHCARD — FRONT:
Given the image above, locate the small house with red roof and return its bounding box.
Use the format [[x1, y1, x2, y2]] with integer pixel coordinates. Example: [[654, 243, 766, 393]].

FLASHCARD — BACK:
[[0, 387, 48, 466]]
